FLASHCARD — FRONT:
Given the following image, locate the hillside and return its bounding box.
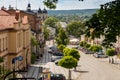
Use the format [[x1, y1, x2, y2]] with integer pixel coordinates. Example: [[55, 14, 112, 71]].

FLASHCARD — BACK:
[[48, 9, 98, 16]]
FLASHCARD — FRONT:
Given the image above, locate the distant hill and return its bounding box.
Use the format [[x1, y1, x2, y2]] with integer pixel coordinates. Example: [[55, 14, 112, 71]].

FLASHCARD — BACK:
[[48, 9, 98, 16]]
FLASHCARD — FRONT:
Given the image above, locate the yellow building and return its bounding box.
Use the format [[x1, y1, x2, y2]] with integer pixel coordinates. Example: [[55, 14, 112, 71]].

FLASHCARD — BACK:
[[0, 10, 31, 72]]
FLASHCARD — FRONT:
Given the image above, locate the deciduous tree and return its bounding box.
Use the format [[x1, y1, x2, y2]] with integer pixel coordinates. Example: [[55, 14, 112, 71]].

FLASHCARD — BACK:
[[55, 28, 69, 46], [58, 56, 77, 80]]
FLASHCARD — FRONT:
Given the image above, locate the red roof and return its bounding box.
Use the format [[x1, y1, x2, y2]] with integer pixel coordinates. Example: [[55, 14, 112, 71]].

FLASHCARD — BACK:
[[0, 10, 10, 16], [0, 10, 28, 30], [0, 10, 17, 30]]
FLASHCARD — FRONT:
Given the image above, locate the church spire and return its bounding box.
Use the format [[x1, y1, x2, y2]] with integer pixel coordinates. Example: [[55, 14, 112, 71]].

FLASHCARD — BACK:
[[27, 3, 31, 12]]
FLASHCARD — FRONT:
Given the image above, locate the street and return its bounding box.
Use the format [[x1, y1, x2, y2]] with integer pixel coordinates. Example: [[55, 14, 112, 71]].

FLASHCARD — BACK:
[[43, 40, 120, 80], [77, 52, 120, 80], [25, 40, 120, 80]]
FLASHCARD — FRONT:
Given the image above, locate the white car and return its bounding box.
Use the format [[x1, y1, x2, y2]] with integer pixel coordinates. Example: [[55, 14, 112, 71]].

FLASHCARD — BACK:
[[93, 52, 108, 58], [51, 56, 63, 62]]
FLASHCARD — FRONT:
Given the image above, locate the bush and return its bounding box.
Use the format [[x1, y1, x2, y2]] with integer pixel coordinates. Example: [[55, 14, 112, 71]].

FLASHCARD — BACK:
[[106, 48, 115, 56], [85, 44, 91, 49], [89, 45, 102, 52], [79, 41, 87, 47], [58, 44, 66, 52], [63, 48, 70, 56]]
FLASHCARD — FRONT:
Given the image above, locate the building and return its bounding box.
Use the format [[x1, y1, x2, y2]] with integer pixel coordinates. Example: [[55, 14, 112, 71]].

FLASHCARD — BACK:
[[7, 3, 48, 59], [0, 10, 31, 72]]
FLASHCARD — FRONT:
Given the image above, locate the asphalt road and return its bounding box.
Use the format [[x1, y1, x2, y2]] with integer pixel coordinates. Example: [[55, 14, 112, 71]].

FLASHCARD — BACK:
[[77, 52, 120, 80], [28, 40, 120, 80]]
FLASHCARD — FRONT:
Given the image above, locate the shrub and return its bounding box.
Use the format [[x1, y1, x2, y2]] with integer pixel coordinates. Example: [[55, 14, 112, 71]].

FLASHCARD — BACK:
[[85, 43, 91, 49], [63, 48, 70, 56], [89, 45, 102, 52], [106, 48, 115, 56], [79, 41, 87, 47], [58, 44, 66, 52]]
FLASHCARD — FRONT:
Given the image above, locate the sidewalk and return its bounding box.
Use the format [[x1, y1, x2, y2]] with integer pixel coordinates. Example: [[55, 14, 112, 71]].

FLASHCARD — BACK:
[[21, 46, 50, 79]]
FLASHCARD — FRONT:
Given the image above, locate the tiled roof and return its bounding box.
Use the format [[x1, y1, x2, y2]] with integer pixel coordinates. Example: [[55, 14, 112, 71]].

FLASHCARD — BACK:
[[0, 10, 29, 30], [0, 10, 10, 16], [0, 16, 16, 30]]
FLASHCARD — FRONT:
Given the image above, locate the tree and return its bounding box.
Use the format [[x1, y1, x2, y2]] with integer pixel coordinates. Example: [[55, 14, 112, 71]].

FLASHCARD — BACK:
[[31, 36, 39, 46], [89, 45, 102, 52], [63, 48, 71, 56], [44, 16, 58, 28], [58, 56, 77, 80], [43, 0, 83, 9], [58, 44, 66, 53], [79, 41, 87, 47], [63, 48, 80, 71], [85, 0, 120, 47], [43, 26, 50, 40], [55, 28, 69, 46], [66, 21, 85, 38], [67, 49, 80, 60], [106, 48, 116, 63]]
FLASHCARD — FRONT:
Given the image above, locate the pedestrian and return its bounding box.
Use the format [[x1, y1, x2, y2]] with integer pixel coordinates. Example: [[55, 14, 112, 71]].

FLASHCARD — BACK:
[[109, 58, 111, 63], [112, 58, 114, 64]]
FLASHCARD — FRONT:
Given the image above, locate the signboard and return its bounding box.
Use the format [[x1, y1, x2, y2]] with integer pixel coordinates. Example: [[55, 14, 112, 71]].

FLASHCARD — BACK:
[[17, 56, 23, 61], [12, 56, 23, 64]]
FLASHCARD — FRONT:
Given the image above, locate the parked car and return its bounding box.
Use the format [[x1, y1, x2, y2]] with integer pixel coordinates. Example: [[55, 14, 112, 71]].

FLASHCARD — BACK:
[[39, 73, 66, 80], [48, 45, 59, 54], [51, 56, 63, 62], [93, 52, 108, 58], [84, 49, 94, 54], [50, 73, 66, 80], [53, 52, 64, 56]]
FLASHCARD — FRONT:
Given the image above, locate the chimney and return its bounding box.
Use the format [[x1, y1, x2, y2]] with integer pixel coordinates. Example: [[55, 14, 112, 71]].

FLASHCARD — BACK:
[[15, 10, 20, 21]]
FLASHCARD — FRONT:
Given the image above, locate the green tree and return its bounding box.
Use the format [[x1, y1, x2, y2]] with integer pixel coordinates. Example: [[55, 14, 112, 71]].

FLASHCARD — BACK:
[[44, 16, 58, 28], [67, 49, 80, 60], [63, 48, 80, 71], [85, 0, 120, 47], [63, 48, 71, 56], [58, 44, 66, 53], [106, 48, 115, 63], [106, 48, 115, 56], [79, 41, 87, 47], [31, 36, 39, 46], [67, 21, 85, 38], [55, 28, 69, 46], [58, 56, 77, 80], [89, 45, 102, 52], [43, 0, 83, 9], [44, 26, 50, 40]]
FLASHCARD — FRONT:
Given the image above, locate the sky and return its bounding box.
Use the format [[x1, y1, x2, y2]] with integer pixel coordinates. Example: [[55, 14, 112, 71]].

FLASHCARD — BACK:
[[0, 0, 114, 10]]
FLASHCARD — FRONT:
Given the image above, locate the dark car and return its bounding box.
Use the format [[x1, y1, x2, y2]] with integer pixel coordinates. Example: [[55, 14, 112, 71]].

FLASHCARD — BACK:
[[53, 52, 64, 56], [50, 73, 66, 80], [38, 73, 66, 80]]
